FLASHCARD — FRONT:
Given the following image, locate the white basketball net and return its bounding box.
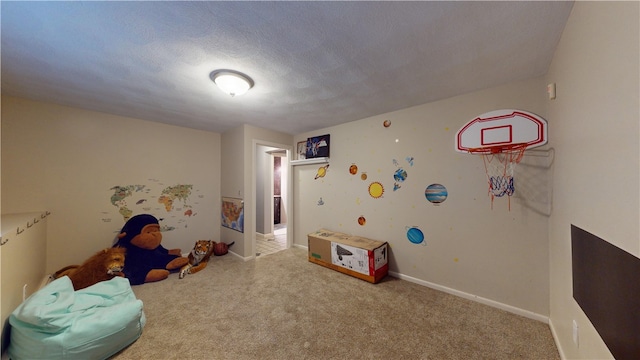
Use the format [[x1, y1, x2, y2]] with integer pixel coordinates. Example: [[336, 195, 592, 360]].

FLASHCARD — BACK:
[[472, 144, 526, 210]]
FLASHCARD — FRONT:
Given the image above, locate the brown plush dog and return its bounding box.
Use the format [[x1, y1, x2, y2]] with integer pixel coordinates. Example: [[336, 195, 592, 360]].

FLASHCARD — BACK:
[[53, 247, 126, 290]]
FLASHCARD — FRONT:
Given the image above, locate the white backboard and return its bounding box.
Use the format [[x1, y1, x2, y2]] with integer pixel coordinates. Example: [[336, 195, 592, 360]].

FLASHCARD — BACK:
[[455, 109, 547, 153]]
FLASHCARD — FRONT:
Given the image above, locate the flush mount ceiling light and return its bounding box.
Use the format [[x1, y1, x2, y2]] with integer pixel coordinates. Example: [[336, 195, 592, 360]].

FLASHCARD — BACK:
[[209, 69, 254, 97]]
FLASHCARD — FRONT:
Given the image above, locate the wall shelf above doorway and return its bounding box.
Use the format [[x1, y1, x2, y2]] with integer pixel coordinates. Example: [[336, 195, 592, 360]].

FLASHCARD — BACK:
[[290, 157, 329, 166]]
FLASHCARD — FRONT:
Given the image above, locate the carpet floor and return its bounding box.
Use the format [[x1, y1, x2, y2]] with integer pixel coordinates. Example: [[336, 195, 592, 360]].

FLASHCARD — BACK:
[[111, 247, 559, 359]]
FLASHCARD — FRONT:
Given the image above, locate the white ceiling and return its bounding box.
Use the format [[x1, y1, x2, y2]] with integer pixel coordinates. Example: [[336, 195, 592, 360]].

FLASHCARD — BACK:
[[1, 1, 573, 135]]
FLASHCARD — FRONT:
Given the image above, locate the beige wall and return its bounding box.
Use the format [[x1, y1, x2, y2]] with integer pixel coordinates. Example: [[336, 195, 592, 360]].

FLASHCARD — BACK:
[[1, 96, 222, 272], [294, 76, 552, 318], [2, 4, 638, 358], [546, 2, 639, 359], [0, 100, 4, 310], [220, 125, 246, 255]]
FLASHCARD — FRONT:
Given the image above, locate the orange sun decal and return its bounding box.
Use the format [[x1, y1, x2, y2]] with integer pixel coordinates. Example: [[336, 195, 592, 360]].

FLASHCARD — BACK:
[[368, 182, 384, 199]]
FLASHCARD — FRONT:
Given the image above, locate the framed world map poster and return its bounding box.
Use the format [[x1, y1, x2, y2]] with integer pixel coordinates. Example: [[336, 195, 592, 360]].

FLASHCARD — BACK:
[[221, 197, 244, 233]]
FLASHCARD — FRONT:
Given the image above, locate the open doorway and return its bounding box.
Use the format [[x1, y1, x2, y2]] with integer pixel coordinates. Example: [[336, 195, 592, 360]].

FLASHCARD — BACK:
[[255, 146, 288, 257]]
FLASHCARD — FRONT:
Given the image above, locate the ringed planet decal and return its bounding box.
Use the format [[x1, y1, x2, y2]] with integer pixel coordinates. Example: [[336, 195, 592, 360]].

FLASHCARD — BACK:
[[349, 164, 358, 175], [406, 226, 425, 245], [315, 164, 329, 179], [368, 182, 384, 198]]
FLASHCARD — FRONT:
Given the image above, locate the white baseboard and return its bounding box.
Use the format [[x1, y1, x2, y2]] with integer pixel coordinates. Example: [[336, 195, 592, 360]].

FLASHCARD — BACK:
[[256, 232, 274, 241], [548, 318, 566, 360], [227, 250, 254, 262], [293, 244, 307, 250], [388, 270, 549, 324]]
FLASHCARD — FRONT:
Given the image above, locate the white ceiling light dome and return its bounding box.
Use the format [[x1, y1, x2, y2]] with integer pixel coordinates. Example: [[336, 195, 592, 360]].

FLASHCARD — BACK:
[[210, 69, 254, 97]]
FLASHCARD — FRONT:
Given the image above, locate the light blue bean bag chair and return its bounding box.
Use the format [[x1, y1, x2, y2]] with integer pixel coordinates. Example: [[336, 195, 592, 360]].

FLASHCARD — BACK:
[[7, 276, 145, 360]]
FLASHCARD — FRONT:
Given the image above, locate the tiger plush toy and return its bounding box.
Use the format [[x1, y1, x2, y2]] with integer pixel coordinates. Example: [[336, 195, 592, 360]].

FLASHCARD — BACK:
[[179, 240, 215, 279]]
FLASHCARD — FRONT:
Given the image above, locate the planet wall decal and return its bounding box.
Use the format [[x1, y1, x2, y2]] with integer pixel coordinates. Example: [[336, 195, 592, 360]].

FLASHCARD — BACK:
[[315, 164, 329, 179], [425, 184, 448, 204], [406, 227, 425, 245], [393, 168, 407, 182]]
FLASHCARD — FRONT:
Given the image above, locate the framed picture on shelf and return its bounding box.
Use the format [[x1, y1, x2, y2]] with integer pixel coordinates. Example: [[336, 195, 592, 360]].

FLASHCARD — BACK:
[[297, 141, 306, 160], [305, 134, 330, 159]]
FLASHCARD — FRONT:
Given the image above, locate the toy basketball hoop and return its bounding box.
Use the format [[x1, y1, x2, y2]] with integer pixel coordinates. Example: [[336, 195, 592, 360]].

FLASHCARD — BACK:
[[455, 109, 548, 210], [468, 143, 527, 209]]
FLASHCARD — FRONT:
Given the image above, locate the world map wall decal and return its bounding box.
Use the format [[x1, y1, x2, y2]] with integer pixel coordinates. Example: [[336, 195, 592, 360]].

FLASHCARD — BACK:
[[104, 179, 201, 232]]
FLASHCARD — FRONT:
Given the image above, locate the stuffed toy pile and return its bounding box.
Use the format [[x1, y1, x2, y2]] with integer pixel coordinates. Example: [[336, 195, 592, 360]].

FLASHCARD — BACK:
[[113, 214, 188, 285]]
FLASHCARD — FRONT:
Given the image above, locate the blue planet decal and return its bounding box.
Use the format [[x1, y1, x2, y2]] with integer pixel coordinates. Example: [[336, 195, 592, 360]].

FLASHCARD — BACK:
[[425, 184, 448, 204], [406, 227, 425, 245], [394, 168, 408, 182]]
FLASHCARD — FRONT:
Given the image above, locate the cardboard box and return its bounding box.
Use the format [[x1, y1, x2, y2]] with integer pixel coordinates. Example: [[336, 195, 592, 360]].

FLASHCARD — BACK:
[[308, 229, 388, 283]]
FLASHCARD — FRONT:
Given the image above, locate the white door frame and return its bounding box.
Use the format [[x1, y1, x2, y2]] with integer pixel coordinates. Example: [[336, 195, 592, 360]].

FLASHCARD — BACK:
[[251, 139, 293, 259]]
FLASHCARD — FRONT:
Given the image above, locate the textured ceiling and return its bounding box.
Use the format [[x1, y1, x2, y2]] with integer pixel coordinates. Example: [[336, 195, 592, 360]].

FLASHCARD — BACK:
[[1, 1, 573, 135]]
